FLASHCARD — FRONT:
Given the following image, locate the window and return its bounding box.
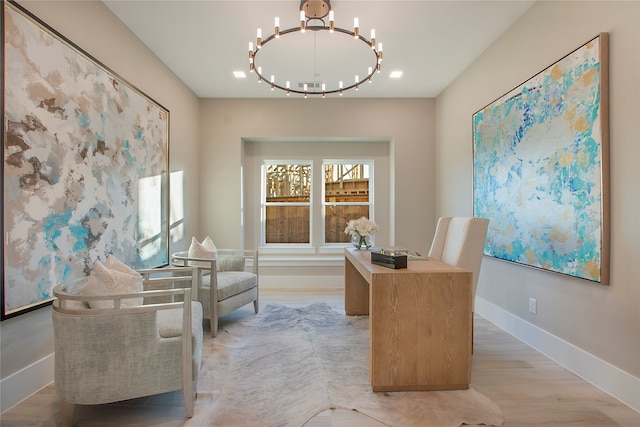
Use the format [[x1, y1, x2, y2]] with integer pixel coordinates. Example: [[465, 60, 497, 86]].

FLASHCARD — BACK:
[[323, 161, 372, 244], [244, 138, 390, 255], [261, 160, 373, 247], [263, 162, 312, 244]]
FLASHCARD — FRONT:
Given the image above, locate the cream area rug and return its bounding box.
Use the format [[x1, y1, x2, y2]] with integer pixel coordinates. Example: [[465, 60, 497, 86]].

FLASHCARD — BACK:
[[188, 303, 504, 427]]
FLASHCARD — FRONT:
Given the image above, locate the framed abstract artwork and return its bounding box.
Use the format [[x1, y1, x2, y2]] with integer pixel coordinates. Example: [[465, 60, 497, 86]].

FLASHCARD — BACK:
[[2, 1, 170, 319], [472, 33, 609, 285]]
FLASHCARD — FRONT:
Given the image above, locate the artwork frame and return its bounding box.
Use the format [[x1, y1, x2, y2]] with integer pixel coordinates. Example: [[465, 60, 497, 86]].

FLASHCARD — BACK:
[[472, 33, 609, 285], [2, 0, 170, 319]]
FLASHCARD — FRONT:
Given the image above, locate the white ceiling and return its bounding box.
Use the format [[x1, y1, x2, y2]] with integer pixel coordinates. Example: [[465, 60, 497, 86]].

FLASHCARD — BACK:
[[102, 0, 535, 99]]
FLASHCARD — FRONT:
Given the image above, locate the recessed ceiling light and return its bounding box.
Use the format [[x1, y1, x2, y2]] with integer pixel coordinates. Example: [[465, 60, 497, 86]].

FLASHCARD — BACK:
[[390, 70, 403, 79], [233, 71, 246, 78]]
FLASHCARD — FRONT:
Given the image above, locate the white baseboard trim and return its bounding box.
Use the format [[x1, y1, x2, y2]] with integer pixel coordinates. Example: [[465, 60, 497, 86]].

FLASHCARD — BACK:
[[475, 296, 640, 413], [1, 353, 54, 414], [258, 256, 344, 267], [259, 274, 344, 289]]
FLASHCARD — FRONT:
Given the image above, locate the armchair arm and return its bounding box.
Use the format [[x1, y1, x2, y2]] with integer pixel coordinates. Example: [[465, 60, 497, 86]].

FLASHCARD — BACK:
[[53, 280, 194, 314], [216, 249, 259, 274], [171, 251, 216, 272], [137, 266, 199, 299], [171, 250, 258, 274]]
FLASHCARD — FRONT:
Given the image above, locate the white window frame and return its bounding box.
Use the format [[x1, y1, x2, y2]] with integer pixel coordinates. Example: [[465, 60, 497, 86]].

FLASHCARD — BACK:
[[321, 160, 374, 247], [260, 159, 375, 254], [261, 160, 314, 250]]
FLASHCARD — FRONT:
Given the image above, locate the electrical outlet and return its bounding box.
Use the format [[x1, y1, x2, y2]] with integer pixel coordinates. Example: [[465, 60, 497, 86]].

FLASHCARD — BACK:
[[528, 298, 537, 314]]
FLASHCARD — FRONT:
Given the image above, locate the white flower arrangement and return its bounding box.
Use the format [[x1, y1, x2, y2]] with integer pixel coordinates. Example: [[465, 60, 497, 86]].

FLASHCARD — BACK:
[[344, 216, 378, 237]]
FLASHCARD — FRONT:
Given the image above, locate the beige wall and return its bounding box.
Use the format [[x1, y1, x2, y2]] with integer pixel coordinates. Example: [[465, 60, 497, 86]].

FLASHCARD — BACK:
[[198, 98, 437, 253], [436, 0, 639, 377], [1, 0, 200, 406]]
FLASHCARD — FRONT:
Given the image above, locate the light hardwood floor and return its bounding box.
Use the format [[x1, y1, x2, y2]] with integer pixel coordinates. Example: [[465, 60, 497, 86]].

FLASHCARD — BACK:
[[2, 289, 638, 427]]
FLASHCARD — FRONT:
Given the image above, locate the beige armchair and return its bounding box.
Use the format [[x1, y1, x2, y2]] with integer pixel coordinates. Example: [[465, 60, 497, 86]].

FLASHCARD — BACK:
[[52, 267, 203, 426], [171, 249, 259, 337]]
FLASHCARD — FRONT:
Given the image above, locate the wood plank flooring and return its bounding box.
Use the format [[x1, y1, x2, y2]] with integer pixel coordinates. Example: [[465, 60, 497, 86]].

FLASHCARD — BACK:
[[2, 289, 638, 426]]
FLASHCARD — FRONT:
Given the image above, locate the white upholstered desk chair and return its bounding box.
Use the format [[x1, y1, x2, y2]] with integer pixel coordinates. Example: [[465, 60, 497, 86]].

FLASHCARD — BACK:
[[428, 216, 490, 305], [428, 217, 489, 349]]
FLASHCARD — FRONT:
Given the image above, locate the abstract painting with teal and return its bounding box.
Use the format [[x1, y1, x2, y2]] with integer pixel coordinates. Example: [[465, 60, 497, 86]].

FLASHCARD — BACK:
[[3, 3, 169, 316], [472, 35, 606, 283]]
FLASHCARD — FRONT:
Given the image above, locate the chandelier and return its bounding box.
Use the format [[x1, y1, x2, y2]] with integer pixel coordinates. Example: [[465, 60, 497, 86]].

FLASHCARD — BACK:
[[248, 0, 382, 97]]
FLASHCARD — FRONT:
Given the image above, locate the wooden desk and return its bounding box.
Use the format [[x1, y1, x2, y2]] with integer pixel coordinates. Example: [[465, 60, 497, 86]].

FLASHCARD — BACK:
[[344, 248, 472, 392]]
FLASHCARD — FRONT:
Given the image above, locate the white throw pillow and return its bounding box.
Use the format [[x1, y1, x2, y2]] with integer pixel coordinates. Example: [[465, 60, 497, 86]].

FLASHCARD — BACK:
[[82, 256, 143, 309], [187, 236, 219, 271], [104, 253, 139, 276]]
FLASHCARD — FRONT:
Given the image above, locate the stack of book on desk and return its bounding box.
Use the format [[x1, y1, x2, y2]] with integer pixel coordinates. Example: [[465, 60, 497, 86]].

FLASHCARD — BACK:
[[370, 249, 427, 269]]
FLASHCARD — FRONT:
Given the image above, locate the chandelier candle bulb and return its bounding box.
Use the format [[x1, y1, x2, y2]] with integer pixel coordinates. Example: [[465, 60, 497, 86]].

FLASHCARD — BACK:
[[370, 29, 376, 48], [354, 17, 359, 38], [300, 11, 306, 32], [329, 11, 334, 32], [256, 28, 262, 47], [275, 17, 280, 37]]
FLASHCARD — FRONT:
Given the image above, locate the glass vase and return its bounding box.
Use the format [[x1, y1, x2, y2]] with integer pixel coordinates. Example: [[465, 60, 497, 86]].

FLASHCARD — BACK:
[[351, 233, 374, 250]]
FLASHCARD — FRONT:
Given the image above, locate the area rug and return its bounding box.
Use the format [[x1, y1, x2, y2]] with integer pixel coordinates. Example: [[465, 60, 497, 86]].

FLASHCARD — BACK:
[[188, 303, 504, 427]]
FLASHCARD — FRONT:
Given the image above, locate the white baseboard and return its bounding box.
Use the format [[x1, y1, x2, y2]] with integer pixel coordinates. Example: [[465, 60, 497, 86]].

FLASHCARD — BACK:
[[1, 353, 54, 414], [475, 296, 640, 413], [259, 274, 344, 289]]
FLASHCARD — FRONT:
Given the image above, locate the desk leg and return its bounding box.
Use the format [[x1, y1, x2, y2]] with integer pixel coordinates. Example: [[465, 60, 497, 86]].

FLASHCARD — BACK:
[[344, 256, 370, 315]]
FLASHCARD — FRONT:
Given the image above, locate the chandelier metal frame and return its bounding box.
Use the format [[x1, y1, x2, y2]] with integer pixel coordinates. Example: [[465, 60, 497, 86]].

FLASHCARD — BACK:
[[248, 1, 382, 97]]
